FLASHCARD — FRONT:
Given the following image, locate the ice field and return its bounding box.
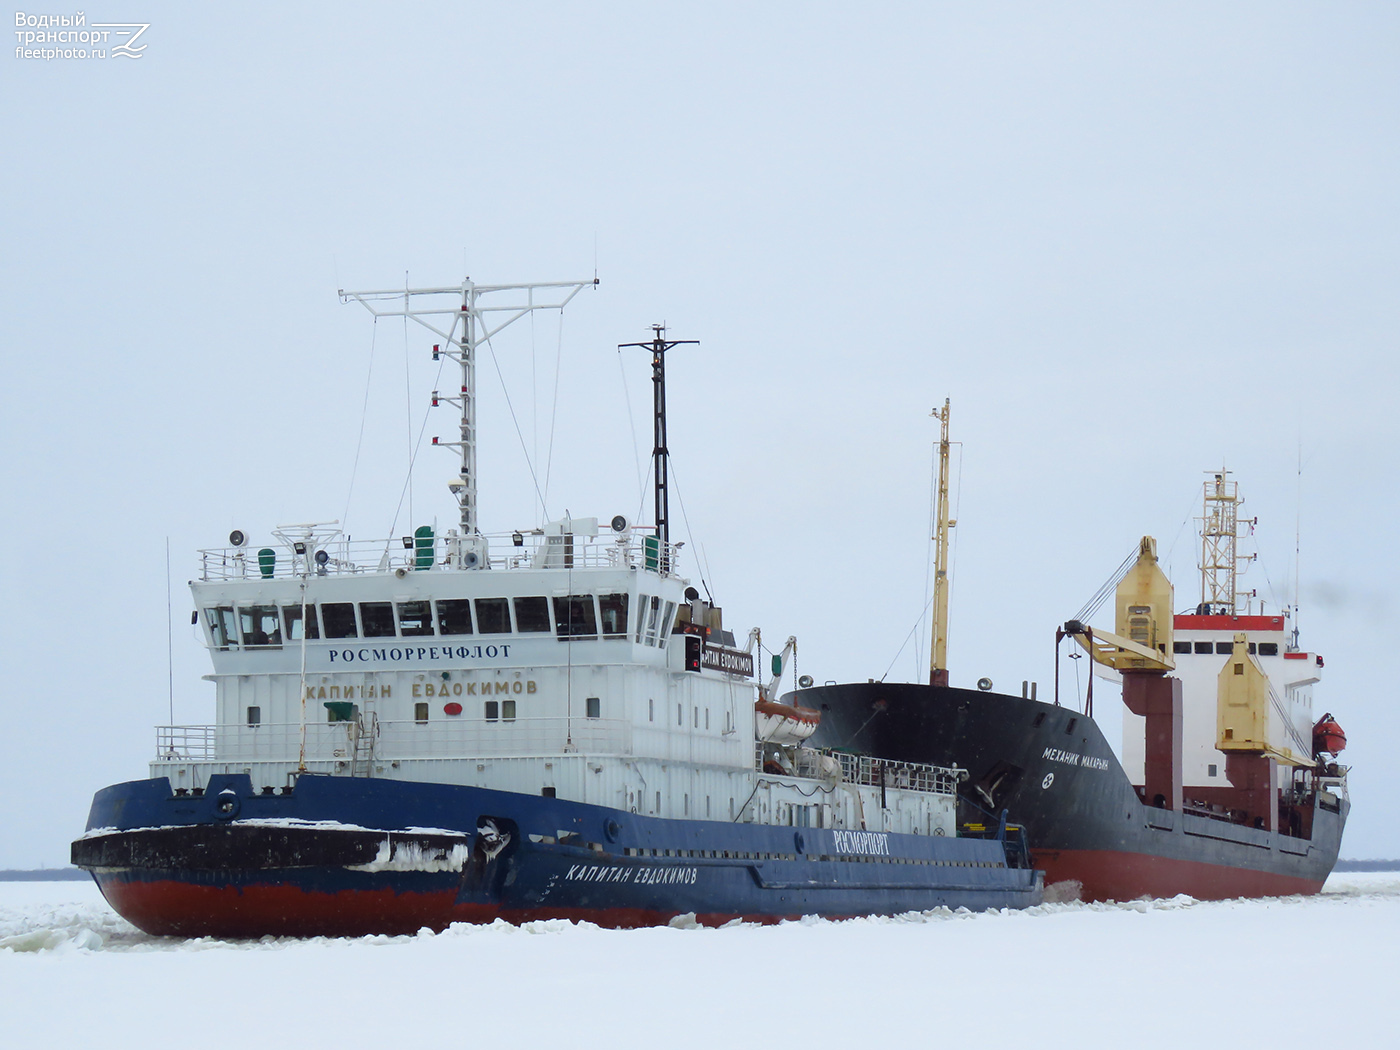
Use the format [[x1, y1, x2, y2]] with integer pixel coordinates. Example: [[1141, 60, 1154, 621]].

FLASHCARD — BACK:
[[3, 873, 1397, 1049]]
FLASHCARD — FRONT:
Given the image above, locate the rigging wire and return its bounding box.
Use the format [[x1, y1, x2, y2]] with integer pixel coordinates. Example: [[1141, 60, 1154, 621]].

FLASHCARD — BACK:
[[617, 349, 648, 507], [1161, 490, 1200, 607], [948, 440, 964, 644], [384, 316, 452, 539], [882, 590, 940, 683], [384, 303, 572, 540], [403, 278, 414, 525], [634, 458, 654, 538], [542, 310, 566, 514], [1072, 545, 1140, 624], [531, 309, 538, 524], [666, 459, 714, 601], [1294, 434, 1304, 644], [342, 317, 381, 530], [165, 537, 174, 725], [917, 439, 937, 681], [482, 326, 552, 522]]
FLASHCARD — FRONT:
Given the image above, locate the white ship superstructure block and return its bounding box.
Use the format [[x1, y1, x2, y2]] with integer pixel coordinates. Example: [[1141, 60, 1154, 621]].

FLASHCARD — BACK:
[[1123, 613, 1321, 797]]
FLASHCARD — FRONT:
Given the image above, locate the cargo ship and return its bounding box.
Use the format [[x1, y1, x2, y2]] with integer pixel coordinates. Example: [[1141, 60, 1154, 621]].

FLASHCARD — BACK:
[[71, 278, 1040, 936], [797, 407, 1349, 902]]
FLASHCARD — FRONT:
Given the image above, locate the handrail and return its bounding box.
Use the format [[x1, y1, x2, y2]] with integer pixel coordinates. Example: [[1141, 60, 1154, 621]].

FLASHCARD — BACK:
[[756, 743, 966, 798], [199, 528, 683, 582]]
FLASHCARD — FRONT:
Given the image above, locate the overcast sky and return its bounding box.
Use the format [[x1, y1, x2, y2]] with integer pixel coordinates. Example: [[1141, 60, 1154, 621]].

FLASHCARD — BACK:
[[2, 2, 1396, 867]]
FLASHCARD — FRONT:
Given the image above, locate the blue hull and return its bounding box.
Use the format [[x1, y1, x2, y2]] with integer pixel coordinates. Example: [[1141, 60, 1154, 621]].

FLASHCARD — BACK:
[[73, 774, 1042, 935]]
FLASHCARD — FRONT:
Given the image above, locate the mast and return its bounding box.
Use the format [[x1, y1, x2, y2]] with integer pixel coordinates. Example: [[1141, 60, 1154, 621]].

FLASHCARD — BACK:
[[341, 277, 596, 559], [929, 399, 953, 687], [1199, 470, 1256, 614], [619, 326, 697, 560]]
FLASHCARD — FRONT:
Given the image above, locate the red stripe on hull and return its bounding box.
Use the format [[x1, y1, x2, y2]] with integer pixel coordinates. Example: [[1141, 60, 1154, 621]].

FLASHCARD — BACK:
[[95, 879, 807, 937], [1037, 849, 1324, 902], [97, 878, 471, 938]]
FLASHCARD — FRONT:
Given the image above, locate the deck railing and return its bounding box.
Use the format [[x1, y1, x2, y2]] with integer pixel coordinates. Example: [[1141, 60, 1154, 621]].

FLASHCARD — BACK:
[[156, 716, 633, 763], [756, 743, 966, 798], [198, 529, 682, 581]]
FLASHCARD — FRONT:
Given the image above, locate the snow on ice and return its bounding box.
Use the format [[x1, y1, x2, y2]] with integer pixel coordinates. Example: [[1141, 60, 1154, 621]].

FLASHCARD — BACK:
[[2, 874, 1397, 1048]]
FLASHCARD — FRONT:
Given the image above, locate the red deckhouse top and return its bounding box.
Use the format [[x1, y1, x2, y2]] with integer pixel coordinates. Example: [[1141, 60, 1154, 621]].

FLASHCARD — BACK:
[[1173, 614, 1285, 632]]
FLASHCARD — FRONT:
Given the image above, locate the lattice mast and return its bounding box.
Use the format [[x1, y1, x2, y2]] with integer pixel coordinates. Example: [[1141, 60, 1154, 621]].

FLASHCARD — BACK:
[[340, 278, 596, 556], [1199, 470, 1256, 614], [929, 399, 953, 687]]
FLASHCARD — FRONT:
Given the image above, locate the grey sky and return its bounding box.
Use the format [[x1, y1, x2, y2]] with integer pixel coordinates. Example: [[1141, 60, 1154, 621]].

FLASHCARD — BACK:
[[2, 2, 1396, 867]]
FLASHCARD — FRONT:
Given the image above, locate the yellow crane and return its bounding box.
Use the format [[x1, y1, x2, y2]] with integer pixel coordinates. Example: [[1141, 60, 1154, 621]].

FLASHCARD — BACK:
[[1061, 536, 1176, 674]]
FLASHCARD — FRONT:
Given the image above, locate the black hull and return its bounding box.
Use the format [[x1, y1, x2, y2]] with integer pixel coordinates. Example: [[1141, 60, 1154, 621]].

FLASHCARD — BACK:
[[799, 683, 1347, 901]]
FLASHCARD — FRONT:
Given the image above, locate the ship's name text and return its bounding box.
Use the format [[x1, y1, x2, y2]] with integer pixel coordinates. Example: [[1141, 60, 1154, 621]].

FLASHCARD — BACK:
[[328, 644, 511, 664], [1042, 747, 1111, 771], [830, 830, 890, 856], [413, 680, 536, 697], [565, 864, 698, 885], [302, 679, 537, 700]]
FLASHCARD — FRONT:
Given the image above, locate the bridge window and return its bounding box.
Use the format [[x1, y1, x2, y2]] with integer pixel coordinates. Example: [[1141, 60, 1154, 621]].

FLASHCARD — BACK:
[[1193, 641, 1213, 654], [1216, 641, 1233, 655], [514, 596, 551, 633], [206, 607, 237, 649], [586, 696, 601, 719], [436, 599, 472, 635], [322, 602, 358, 639], [476, 598, 511, 634], [397, 601, 433, 637], [641, 596, 662, 646], [414, 702, 429, 724], [599, 593, 629, 637], [282, 604, 319, 641], [502, 699, 516, 721], [360, 602, 395, 638], [554, 595, 598, 639], [658, 601, 677, 647], [635, 597, 650, 643], [246, 706, 261, 726], [239, 605, 281, 647], [485, 700, 499, 721], [1173, 640, 1190, 654], [1258, 642, 1279, 657]]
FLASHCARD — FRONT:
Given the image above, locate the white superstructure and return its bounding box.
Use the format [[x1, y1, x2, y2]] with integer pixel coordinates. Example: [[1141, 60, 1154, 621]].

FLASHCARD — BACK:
[[155, 278, 963, 840], [1121, 472, 1339, 814]]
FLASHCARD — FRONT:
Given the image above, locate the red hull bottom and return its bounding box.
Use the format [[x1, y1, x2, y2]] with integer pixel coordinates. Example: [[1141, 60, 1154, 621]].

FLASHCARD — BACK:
[[98, 878, 474, 938], [95, 878, 810, 938], [1037, 849, 1325, 903]]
